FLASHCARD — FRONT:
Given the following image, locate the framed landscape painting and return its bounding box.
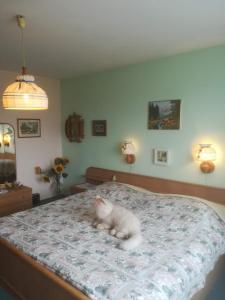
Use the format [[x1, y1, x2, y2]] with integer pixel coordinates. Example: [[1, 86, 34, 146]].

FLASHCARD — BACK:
[[17, 119, 41, 138], [148, 99, 181, 130]]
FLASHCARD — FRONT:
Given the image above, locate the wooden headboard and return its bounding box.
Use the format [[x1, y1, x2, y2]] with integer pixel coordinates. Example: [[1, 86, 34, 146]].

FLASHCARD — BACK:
[[86, 167, 225, 205]]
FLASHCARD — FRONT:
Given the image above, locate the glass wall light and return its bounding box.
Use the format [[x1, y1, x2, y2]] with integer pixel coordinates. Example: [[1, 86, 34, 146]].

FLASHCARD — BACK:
[[197, 144, 216, 173]]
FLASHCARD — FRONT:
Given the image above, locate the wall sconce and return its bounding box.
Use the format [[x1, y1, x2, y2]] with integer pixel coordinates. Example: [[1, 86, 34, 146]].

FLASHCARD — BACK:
[[197, 144, 216, 173], [121, 141, 136, 164], [3, 134, 11, 147]]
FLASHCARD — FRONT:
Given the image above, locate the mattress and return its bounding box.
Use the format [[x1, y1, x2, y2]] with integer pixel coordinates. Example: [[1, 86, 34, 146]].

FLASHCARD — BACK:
[[0, 182, 224, 300]]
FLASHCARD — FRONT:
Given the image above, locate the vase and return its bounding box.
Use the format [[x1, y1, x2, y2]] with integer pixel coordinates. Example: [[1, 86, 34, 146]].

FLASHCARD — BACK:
[[56, 174, 61, 194]]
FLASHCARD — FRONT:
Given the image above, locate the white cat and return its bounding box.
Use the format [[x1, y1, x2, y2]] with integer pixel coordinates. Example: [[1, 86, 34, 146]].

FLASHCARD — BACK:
[[93, 195, 142, 250]]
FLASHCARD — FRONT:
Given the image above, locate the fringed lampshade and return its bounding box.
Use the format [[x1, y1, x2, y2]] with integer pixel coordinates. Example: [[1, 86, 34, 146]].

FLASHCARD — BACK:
[[3, 73, 48, 110]]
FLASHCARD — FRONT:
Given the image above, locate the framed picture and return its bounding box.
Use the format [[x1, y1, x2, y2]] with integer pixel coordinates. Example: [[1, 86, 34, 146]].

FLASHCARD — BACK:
[[92, 120, 107, 136], [148, 99, 181, 129], [17, 119, 41, 138], [154, 149, 170, 166]]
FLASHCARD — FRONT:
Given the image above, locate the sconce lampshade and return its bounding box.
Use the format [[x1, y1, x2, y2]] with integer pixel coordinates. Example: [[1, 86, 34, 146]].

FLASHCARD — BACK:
[[121, 141, 136, 164], [2, 74, 48, 110], [121, 141, 135, 155], [197, 144, 216, 173]]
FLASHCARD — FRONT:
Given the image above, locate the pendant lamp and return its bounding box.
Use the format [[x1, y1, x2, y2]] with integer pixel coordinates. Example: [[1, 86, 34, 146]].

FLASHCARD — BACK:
[[2, 16, 48, 110]]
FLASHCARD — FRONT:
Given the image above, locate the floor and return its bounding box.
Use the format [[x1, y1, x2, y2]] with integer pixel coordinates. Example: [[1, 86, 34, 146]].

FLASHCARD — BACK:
[[205, 267, 225, 300], [0, 268, 225, 300], [0, 288, 14, 300]]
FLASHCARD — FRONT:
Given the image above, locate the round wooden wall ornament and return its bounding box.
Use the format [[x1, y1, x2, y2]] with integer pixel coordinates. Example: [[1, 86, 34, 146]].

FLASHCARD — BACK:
[[65, 113, 84, 143]]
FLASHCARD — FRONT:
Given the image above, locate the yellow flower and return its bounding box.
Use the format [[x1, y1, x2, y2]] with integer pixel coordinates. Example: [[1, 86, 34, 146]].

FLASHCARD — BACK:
[[42, 175, 50, 183], [54, 157, 62, 165], [62, 157, 69, 165], [54, 164, 64, 174], [54, 157, 69, 166]]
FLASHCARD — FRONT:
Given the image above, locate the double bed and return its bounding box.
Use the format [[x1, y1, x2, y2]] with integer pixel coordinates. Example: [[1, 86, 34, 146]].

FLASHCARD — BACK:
[[0, 167, 225, 300]]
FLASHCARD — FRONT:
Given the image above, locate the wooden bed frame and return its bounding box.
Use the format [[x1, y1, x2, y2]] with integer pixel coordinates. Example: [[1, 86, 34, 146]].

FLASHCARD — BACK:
[[1, 166, 225, 300], [85, 167, 225, 204]]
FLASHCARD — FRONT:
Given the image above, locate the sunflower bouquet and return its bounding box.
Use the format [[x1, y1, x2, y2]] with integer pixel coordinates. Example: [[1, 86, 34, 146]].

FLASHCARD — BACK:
[[35, 157, 69, 194]]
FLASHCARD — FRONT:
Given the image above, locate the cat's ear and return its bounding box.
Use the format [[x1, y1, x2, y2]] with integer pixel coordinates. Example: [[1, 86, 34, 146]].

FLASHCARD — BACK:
[[94, 196, 105, 206]]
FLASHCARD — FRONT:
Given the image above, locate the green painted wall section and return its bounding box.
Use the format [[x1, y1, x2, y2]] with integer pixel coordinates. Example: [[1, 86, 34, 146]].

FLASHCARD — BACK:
[[61, 45, 225, 189]]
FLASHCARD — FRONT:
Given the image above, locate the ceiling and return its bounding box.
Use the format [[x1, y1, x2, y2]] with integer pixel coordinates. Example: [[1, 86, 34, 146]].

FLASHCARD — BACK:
[[1, 0, 225, 79]]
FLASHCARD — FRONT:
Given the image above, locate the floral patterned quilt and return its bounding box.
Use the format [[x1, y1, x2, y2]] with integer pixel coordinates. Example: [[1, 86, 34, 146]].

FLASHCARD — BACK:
[[0, 182, 225, 300]]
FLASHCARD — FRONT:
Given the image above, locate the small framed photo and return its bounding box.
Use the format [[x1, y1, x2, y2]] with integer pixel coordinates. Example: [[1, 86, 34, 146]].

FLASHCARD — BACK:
[[92, 120, 107, 136], [17, 119, 41, 138], [154, 149, 170, 166]]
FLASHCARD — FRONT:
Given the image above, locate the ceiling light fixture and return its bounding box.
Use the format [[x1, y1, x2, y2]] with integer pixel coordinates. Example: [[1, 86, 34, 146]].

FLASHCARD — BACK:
[[2, 15, 48, 110]]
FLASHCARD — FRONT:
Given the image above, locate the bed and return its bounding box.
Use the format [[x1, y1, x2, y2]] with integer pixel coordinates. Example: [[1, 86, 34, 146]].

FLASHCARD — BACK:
[[0, 167, 225, 300]]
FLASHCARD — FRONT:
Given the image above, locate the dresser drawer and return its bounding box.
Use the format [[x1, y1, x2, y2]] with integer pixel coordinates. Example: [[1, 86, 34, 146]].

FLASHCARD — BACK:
[[0, 186, 32, 217]]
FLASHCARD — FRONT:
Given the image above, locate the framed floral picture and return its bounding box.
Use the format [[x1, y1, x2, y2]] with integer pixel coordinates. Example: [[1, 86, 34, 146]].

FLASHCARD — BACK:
[[154, 149, 170, 166], [148, 99, 181, 129], [17, 119, 41, 138], [92, 120, 107, 136]]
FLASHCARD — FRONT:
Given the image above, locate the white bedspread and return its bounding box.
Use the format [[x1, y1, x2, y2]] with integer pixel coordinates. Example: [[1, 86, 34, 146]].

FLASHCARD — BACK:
[[0, 182, 224, 300]]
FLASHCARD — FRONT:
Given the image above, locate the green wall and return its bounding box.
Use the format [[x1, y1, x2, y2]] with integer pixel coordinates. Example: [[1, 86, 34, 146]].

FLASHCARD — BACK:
[[61, 45, 225, 189]]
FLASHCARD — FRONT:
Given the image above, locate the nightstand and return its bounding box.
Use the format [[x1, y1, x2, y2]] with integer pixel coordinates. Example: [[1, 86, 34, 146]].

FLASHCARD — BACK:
[[70, 182, 100, 194], [0, 186, 32, 217]]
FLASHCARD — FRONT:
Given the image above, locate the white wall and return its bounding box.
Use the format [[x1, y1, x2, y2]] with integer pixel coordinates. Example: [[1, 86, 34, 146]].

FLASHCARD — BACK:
[[0, 70, 62, 199]]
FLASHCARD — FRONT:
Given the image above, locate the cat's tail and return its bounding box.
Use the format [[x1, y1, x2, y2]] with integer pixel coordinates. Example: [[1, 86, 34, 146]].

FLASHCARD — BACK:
[[120, 232, 142, 250]]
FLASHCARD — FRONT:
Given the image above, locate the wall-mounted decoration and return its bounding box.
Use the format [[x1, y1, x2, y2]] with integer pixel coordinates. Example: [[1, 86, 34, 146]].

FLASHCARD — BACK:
[[154, 149, 170, 166], [65, 113, 84, 143], [17, 119, 41, 138], [148, 99, 181, 129], [121, 140, 136, 164], [196, 144, 216, 173], [0, 123, 16, 183], [92, 120, 107, 136]]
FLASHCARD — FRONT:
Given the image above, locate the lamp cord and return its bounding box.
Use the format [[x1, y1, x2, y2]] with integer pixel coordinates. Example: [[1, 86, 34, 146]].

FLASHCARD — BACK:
[[204, 173, 208, 186], [20, 27, 26, 71]]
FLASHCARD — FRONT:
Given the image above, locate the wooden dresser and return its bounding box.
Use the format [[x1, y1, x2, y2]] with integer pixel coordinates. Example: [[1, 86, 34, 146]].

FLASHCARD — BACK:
[[0, 186, 32, 217]]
